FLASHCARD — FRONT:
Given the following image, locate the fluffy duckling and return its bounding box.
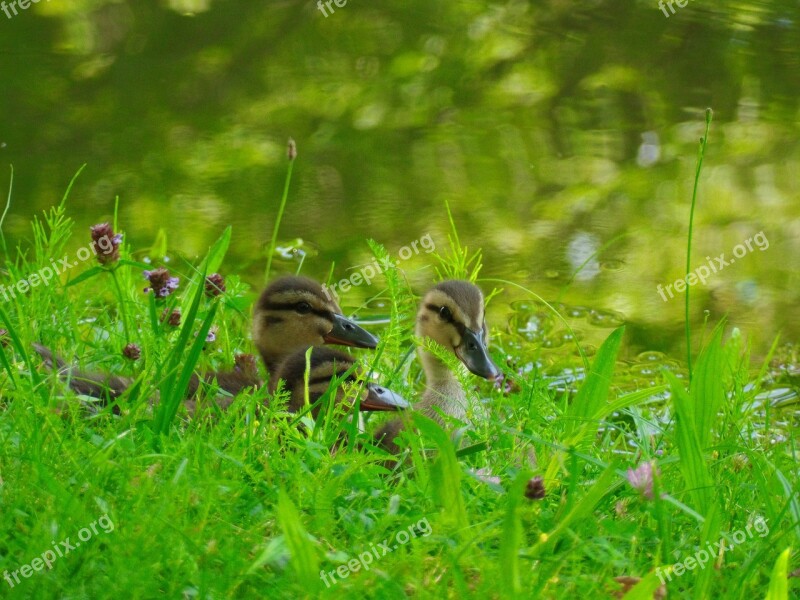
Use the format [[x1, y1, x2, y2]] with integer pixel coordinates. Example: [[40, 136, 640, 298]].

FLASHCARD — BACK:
[[271, 347, 409, 416], [414, 280, 500, 422], [35, 275, 379, 406], [191, 275, 379, 399], [376, 280, 500, 451], [33, 343, 130, 401], [252, 275, 378, 375]]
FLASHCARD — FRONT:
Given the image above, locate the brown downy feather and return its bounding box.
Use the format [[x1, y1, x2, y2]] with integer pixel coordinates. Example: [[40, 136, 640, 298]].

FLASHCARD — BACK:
[[271, 347, 408, 417]]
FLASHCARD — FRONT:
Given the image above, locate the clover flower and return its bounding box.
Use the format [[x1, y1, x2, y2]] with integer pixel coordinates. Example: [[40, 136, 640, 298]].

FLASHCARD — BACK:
[[162, 308, 181, 328], [143, 268, 179, 299], [234, 353, 259, 378], [89, 223, 123, 265], [626, 461, 661, 500], [122, 343, 141, 361], [525, 476, 546, 500], [205, 273, 226, 298]]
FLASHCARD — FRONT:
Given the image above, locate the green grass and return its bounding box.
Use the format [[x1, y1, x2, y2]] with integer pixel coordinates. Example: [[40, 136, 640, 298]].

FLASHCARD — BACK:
[[0, 159, 797, 599]]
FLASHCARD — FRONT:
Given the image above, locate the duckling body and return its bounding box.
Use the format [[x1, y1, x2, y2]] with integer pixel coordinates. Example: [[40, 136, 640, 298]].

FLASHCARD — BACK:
[[33, 343, 130, 401], [415, 280, 499, 422], [271, 347, 408, 415]]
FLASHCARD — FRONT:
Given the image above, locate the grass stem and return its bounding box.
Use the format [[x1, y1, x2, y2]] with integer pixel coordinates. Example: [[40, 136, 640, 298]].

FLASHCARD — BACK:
[[265, 138, 296, 281], [685, 108, 713, 379]]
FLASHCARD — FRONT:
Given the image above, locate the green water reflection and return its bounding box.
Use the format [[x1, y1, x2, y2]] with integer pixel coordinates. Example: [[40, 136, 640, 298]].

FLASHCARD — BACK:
[[0, 0, 798, 371]]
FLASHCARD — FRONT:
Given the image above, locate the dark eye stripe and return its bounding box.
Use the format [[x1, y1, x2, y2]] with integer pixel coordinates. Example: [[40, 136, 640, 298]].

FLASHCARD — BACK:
[[426, 303, 468, 336], [426, 303, 453, 321], [261, 302, 332, 320]]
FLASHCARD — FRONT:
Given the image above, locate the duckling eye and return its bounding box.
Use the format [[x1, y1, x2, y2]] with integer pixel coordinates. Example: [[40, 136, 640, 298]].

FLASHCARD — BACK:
[[439, 306, 453, 322], [295, 301, 312, 314]]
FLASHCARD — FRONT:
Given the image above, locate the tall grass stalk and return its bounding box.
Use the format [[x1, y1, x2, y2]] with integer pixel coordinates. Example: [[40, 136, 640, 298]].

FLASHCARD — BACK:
[[0, 165, 13, 255], [685, 108, 713, 378], [264, 138, 296, 281]]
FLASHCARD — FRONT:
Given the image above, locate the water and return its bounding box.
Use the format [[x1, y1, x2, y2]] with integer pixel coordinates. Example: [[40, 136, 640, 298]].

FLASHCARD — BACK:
[[0, 0, 798, 372]]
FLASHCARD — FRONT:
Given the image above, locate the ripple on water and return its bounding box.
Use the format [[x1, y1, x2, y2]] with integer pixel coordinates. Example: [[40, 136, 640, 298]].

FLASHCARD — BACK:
[[508, 311, 555, 342], [542, 330, 585, 349], [755, 386, 799, 408], [566, 306, 590, 319], [636, 351, 667, 363], [587, 309, 626, 328], [600, 259, 625, 272]]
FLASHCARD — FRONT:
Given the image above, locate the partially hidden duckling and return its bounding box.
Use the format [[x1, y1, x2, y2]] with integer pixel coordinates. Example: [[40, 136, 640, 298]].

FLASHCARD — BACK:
[[271, 347, 408, 416], [252, 275, 378, 376], [190, 275, 379, 404], [376, 280, 500, 452], [33, 343, 130, 401], [35, 275, 380, 408]]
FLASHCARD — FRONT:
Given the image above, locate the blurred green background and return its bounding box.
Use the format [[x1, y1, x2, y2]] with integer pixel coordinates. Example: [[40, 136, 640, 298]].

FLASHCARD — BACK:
[[0, 0, 798, 365]]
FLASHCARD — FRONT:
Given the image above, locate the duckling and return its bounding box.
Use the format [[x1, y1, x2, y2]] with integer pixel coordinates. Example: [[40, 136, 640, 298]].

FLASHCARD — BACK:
[[33, 343, 130, 401], [376, 280, 500, 451], [252, 275, 378, 375], [414, 280, 500, 422], [271, 347, 408, 416], [35, 275, 380, 406], [191, 275, 379, 400]]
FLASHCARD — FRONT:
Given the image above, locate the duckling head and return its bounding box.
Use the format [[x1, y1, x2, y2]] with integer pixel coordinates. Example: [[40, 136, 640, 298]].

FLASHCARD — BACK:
[[416, 280, 500, 382], [272, 347, 409, 416], [253, 275, 379, 373]]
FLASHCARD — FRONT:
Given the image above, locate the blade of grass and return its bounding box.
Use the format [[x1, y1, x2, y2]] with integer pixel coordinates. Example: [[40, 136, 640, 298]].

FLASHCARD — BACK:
[[276, 488, 320, 593], [685, 108, 713, 378], [499, 470, 531, 598], [0, 164, 13, 254], [414, 413, 469, 531], [265, 139, 296, 280], [545, 327, 624, 481], [622, 571, 667, 600], [530, 464, 619, 557], [152, 266, 213, 435], [690, 320, 727, 449], [764, 547, 791, 600], [664, 370, 715, 513]]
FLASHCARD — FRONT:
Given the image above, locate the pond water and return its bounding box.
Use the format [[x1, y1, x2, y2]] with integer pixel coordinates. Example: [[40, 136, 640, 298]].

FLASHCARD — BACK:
[[1, 1, 798, 393]]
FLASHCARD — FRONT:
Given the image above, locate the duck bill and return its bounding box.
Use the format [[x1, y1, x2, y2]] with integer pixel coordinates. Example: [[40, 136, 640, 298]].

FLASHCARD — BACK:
[[324, 313, 379, 349], [361, 384, 409, 411], [456, 329, 501, 381]]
